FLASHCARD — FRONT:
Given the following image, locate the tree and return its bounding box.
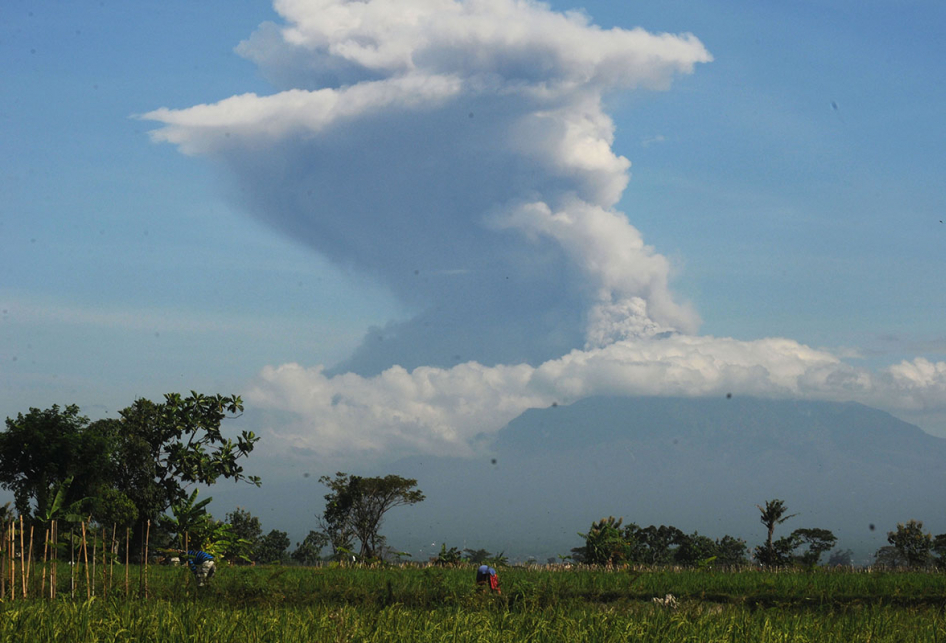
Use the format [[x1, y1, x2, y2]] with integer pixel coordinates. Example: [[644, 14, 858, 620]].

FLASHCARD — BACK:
[[225, 507, 263, 561], [434, 543, 462, 566], [0, 405, 112, 518], [159, 489, 213, 549], [790, 528, 837, 567], [257, 529, 291, 564], [887, 520, 932, 568], [86, 392, 260, 553], [826, 548, 854, 567], [463, 548, 493, 565], [714, 535, 749, 567], [106, 393, 260, 523], [573, 516, 629, 565], [873, 545, 908, 568], [637, 525, 685, 565], [291, 531, 329, 565], [318, 473, 425, 559], [754, 499, 797, 566], [674, 532, 717, 567]]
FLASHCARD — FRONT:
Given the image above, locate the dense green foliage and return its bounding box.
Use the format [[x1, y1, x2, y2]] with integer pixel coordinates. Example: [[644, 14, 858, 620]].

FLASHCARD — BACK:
[[0, 394, 260, 535], [2, 566, 946, 642], [572, 516, 749, 568]]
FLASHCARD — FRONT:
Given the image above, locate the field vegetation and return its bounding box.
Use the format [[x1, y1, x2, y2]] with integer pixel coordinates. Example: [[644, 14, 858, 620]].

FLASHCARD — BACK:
[[1, 564, 946, 642]]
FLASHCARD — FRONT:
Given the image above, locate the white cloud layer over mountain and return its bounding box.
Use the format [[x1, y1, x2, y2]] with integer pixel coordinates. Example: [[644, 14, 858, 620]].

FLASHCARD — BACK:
[[143, 0, 946, 457]]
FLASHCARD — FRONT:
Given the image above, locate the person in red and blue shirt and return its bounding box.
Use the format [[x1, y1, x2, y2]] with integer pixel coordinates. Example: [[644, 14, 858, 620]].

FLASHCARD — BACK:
[[475, 565, 500, 593]]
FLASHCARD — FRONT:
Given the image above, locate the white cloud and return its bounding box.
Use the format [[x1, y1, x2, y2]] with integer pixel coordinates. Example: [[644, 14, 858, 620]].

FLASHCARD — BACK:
[[142, 74, 464, 155], [247, 335, 946, 458]]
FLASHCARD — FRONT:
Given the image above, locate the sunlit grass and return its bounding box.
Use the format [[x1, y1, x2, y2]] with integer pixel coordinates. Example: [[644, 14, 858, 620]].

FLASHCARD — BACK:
[[2, 565, 945, 642]]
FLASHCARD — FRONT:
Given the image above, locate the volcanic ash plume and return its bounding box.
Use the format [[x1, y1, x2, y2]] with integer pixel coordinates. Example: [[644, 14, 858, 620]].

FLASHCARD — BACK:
[[143, 0, 946, 457]]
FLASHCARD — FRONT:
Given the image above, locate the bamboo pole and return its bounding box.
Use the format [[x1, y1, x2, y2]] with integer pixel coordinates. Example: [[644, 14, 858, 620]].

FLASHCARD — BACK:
[[109, 524, 116, 593], [144, 520, 151, 600], [26, 524, 34, 598], [125, 527, 129, 596], [11, 520, 16, 601], [91, 526, 97, 598], [41, 526, 49, 599], [20, 516, 25, 599], [81, 522, 90, 600], [138, 524, 143, 596], [70, 526, 75, 600], [12, 519, 18, 601], [101, 527, 107, 599], [1, 521, 7, 600], [50, 520, 56, 600], [2, 521, 8, 601]]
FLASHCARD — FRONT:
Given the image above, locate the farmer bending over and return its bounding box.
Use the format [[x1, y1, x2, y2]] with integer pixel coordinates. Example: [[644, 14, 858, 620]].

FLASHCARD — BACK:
[[475, 565, 501, 594], [186, 548, 216, 587]]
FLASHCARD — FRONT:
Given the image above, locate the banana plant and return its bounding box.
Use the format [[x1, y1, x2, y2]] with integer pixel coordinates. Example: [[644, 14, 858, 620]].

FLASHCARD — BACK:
[[159, 488, 213, 549], [38, 476, 89, 525]]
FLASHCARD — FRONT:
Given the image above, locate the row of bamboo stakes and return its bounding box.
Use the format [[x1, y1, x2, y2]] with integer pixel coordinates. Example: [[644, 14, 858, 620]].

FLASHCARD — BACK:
[[0, 518, 162, 600]]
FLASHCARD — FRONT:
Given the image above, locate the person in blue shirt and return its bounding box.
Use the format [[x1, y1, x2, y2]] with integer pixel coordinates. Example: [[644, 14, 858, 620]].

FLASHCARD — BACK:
[[475, 564, 500, 593], [186, 549, 216, 587]]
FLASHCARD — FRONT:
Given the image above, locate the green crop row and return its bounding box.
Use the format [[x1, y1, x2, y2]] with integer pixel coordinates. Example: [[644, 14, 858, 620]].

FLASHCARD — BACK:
[[1, 597, 944, 642], [2, 566, 946, 641]]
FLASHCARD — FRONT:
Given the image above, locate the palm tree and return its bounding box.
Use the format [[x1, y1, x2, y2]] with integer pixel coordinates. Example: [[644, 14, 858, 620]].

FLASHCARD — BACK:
[[756, 499, 796, 566]]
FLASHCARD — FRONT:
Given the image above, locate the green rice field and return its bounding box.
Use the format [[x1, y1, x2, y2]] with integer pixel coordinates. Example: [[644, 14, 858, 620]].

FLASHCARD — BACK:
[[2, 564, 946, 642]]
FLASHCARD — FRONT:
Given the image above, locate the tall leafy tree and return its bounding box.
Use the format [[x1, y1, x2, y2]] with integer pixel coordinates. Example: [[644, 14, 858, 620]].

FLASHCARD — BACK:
[[674, 532, 717, 567], [0, 405, 112, 518], [0, 393, 260, 546], [318, 472, 425, 559], [714, 535, 749, 567], [257, 529, 291, 564], [291, 530, 329, 566], [100, 392, 260, 528], [637, 525, 685, 565], [887, 520, 933, 568], [790, 528, 837, 567], [225, 507, 264, 561]]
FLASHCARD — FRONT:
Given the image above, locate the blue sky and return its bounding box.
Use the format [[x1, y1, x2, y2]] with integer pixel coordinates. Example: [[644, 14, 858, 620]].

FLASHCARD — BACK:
[[3, 0, 946, 472]]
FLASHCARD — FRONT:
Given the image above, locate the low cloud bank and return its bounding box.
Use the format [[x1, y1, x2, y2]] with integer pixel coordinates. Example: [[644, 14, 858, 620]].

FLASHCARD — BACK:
[[246, 337, 946, 457]]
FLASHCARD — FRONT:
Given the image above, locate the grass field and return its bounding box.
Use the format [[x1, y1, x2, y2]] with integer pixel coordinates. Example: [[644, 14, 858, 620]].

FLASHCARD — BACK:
[[1, 564, 945, 642]]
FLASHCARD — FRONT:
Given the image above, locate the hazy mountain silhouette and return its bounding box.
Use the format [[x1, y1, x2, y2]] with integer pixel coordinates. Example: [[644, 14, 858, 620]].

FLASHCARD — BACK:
[[384, 396, 946, 564]]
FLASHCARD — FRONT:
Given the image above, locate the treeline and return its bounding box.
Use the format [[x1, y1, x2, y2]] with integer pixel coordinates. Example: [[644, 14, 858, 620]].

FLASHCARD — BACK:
[[0, 398, 426, 566], [568, 500, 946, 571], [4, 397, 946, 570]]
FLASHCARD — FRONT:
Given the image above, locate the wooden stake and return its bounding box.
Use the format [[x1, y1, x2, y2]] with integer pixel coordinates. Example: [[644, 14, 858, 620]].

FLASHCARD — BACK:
[[91, 526, 97, 598], [138, 524, 143, 596], [51, 520, 57, 600], [70, 526, 75, 600], [109, 524, 116, 593], [125, 527, 129, 596], [12, 519, 18, 601], [144, 520, 151, 600], [81, 522, 90, 600], [1, 521, 7, 600], [41, 526, 49, 599], [26, 524, 34, 598], [101, 527, 107, 599], [11, 520, 16, 601], [20, 516, 25, 599]]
